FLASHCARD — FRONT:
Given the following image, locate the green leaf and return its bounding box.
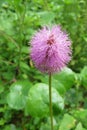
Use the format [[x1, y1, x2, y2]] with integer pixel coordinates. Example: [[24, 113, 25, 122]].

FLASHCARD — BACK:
[[21, 46, 29, 54], [0, 86, 4, 94], [52, 79, 66, 96], [72, 109, 87, 128], [81, 66, 87, 88], [75, 123, 86, 130], [0, 0, 6, 7], [25, 83, 64, 117], [40, 117, 57, 130], [59, 114, 76, 130], [0, 118, 5, 126], [74, 73, 82, 87], [63, 0, 75, 4], [4, 124, 17, 130], [20, 62, 30, 71], [54, 67, 75, 90], [41, 76, 66, 96], [0, 15, 15, 35], [7, 80, 31, 110], [38, 11, 55, 25], [0, 82, 4, 94]]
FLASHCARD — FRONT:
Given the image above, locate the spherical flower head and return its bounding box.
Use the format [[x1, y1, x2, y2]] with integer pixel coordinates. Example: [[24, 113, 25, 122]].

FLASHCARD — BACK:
[[30, 25, 72, 74]]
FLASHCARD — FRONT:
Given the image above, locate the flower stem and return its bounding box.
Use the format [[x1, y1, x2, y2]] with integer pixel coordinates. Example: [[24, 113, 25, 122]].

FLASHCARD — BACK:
[[49, 73, 53, 130]]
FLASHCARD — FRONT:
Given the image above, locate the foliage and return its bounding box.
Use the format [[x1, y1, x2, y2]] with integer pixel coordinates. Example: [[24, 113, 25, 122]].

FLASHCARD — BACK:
[[25, 83, 64, 117], [59, 114, 76, 130], [0, 0, 87, 130]]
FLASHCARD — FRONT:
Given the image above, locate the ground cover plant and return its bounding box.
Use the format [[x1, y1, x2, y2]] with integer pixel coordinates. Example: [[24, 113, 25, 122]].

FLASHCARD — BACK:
[[0, 0, 87, 130]]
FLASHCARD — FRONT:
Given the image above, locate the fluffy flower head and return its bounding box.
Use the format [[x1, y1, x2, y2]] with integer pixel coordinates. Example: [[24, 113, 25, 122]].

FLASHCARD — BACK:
[[30, 25, 72, 74]]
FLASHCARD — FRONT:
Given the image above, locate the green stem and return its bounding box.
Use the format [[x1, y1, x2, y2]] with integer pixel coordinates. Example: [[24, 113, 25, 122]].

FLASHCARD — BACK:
[[49, 73, 54, 130], [15, 1, 26, 76]]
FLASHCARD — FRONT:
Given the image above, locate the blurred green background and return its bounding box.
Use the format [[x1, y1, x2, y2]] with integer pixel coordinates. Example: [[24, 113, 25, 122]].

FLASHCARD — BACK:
[[0, 0, 87, 130]]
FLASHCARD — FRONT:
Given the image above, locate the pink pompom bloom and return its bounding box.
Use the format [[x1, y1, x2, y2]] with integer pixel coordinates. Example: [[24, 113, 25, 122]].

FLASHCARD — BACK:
[[30, 25, 72, 74]]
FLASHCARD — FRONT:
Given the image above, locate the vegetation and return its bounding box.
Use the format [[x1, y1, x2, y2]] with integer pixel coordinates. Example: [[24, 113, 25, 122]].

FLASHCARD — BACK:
[[0, 0, 87, 130]]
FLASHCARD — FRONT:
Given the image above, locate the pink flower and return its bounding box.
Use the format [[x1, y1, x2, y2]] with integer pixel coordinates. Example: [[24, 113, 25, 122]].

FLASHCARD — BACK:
[[30, 25, 72, 74]]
